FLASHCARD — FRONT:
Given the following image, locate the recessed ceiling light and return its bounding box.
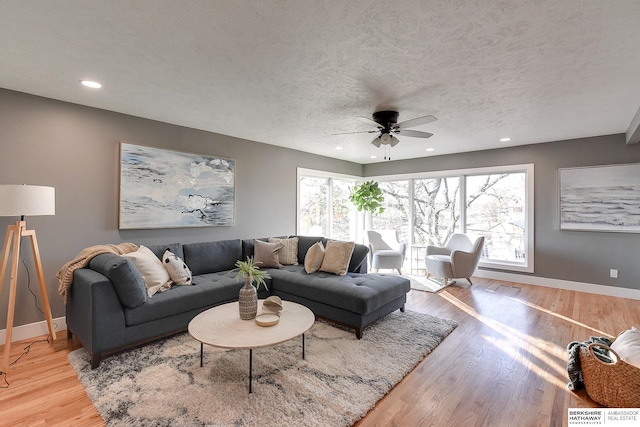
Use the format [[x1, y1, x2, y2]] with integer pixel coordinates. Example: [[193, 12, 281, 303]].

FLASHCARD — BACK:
[[335, 146, 343, 150], [80, 80, 102, 89], [500, 137, 511, 142], [426, 148, 435, 152]]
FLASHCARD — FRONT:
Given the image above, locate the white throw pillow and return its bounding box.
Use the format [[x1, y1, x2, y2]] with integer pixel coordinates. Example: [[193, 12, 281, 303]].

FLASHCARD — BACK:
[[162, 250, 192, 286], [611, 326, 640, 368], [123, 245, 172, 297]]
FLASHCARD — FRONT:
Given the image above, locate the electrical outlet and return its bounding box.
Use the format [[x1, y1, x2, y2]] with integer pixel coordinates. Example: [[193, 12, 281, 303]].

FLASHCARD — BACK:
[[610, 269, 618, 279]]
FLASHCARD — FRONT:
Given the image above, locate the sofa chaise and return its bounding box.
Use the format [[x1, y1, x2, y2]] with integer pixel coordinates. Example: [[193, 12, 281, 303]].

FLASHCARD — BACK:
[[65, 235, 411, 368]]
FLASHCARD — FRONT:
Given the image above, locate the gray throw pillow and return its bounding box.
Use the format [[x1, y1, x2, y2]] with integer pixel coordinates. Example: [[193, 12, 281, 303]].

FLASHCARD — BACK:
[[89, 253, 147, 308]]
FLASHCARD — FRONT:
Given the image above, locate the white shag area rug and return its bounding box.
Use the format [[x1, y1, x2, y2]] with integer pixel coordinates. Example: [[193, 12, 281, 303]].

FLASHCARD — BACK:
[[69, 310, 457, 427]]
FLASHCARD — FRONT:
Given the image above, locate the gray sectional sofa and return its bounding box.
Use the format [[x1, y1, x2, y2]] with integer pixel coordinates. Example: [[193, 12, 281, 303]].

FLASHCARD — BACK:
[[65, 235, 411, 368]]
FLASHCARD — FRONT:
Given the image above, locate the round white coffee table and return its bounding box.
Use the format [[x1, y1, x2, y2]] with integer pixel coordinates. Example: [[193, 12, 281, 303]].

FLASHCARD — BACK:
[[188, 300, 315, 393]]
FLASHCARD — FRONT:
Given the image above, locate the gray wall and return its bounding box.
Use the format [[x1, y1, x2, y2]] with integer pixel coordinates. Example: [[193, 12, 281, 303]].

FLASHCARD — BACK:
[[2, 86, 638, 331], [0, 89, 362, 329], [365, 135, 640, 290]]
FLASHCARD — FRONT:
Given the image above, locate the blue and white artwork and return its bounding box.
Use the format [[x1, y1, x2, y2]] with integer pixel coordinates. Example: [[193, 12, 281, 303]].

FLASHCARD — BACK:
[[119, 143, 235, 229], [560, 164, 640, 233]]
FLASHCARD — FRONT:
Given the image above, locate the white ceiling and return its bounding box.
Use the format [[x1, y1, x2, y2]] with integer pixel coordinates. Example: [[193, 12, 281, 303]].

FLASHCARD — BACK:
[[2, 1, 640, 164]]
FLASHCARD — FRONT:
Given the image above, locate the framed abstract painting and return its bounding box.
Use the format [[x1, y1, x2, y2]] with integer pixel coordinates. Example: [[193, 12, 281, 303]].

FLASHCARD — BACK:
[[119, 142, 235, 229], [559, 163, 640, 233]]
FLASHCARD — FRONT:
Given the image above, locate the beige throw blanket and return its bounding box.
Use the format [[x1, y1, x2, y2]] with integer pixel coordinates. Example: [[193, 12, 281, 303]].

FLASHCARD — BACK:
[[57, 243, 139, 301]]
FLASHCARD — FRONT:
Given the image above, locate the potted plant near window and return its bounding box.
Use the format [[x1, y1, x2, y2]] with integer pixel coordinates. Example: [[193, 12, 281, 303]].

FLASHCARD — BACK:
[[350, 180, 385, 216], [232, 256, 270, 320]]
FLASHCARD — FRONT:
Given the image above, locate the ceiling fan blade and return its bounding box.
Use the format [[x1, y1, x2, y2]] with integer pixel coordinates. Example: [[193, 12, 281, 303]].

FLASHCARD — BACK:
[[396, 129, 433, 138], [357, 116, 383, 128], [332, 130, 379, 136], [396, 115, 437, 130]]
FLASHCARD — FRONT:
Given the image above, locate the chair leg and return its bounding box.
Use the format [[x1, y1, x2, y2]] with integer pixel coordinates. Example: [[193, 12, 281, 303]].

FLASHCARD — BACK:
[[397, 268, 402, 275], [466, 277, 473, 285], [443, 277, 448, 286]]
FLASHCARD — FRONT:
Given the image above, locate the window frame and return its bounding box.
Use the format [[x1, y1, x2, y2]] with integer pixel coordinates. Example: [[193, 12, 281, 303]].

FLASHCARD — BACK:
[[296, 168, 362, 241], [373, 163, 534, 273], [297, 164, 534, 273]]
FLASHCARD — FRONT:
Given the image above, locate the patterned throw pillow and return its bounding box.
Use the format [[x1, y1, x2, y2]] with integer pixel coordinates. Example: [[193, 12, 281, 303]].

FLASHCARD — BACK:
[[162, 249, 192, 286], [319, 240, 355, 276], [304, 241, 325, 274], [268, 237, 299, 265]]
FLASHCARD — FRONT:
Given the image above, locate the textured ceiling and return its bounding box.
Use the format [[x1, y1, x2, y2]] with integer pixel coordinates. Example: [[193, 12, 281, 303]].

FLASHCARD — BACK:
[[2, 1, 640, 164]]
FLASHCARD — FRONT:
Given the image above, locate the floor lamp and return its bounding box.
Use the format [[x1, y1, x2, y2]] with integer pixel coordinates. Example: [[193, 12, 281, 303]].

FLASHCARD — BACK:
[[0, 185, 56, 374]]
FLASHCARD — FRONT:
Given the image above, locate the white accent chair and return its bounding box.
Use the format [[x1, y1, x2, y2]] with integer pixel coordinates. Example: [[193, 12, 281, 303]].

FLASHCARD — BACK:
[[424, 233, 485, 286], [366, 230, 406, 274]]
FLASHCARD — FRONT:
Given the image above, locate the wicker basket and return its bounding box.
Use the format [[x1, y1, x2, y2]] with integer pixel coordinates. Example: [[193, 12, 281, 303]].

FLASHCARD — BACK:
[[579, 343, 640, 407]]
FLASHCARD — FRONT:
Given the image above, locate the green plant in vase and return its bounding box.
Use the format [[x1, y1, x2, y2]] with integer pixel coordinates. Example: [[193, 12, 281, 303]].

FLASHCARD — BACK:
[[349, 180, 385, 215], [232, 256, 270, 320]]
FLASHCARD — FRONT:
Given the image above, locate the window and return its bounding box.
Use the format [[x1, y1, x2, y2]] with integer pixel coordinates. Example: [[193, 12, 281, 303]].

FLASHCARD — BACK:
[[372, 180, 410, 242], [413, 177, 461, 247], [298, 176, 329, 236], [375, 164, 534, 273], [297, 164, 533, 273], [297, 169, 359, 241], [466, 173, 526, 264]]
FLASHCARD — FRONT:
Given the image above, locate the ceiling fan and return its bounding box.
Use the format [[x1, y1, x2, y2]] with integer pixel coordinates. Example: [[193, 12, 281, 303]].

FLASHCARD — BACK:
[[335, 111, 437, 149]]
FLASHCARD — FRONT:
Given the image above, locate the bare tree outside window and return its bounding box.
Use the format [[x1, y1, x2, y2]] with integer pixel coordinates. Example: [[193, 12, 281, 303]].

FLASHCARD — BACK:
[[372, 181, 410, 241], [466, 173, 526, 262], [413, 177, 461, 246], [332, 179, 356, 241]]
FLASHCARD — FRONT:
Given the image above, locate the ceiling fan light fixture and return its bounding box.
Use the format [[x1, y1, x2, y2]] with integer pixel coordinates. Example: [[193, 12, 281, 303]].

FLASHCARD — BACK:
[[371, 136, 382, 148], [389, 136, 400, 147], [380, 133, 392, 144]]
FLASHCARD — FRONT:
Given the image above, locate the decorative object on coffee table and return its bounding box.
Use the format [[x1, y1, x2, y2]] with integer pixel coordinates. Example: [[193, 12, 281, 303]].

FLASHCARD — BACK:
[[263, 295, 283, 314], [255, 313, 280, 327], [232, 256, 270, 320]]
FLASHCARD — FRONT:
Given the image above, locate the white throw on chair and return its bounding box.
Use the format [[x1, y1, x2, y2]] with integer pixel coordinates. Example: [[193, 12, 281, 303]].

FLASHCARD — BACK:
[[424, 233, 485, 286], [366, 230, 406, 274]]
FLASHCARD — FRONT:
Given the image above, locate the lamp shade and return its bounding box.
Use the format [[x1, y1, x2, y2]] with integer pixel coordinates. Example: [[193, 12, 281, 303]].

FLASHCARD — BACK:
[[0, 185, 55, 217]]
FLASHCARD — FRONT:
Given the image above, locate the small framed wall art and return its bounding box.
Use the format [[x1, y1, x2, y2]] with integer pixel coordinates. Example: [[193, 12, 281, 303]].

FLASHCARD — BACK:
[[119, 142, 235, 229], [559, 163, 640, 233]]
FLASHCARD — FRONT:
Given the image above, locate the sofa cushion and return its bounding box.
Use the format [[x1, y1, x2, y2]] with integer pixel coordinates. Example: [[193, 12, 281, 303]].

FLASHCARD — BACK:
[[269, 237, 299, 265], [144, 243, 184, 262], [123, 245, 172, 297], [123, 272, 271, 326], [348, 243, 369, 273], [89, 253, 147, 308], [254, 239, 284, 268], [295, 236, 326, 265], [320, 240, 355, 276], [241, 237, 269, 260], [162, 250, 192, 286], [268, 266, 410, 314], [304, 241, 325, 273], [183, 239, 242, 275]]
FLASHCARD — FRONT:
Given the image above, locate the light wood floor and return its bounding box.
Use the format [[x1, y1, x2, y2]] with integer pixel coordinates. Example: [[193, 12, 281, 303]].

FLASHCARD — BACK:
[[1, 278, 639, 427]]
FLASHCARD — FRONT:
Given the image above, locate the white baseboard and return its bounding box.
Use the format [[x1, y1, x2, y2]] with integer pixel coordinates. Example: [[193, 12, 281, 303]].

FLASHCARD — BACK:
[[0, 316, 66, 343], [475, 270, 640, 301]]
